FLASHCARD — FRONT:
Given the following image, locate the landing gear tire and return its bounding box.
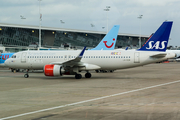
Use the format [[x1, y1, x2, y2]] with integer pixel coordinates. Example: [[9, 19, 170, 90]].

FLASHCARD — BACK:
[[24, 74, 29, 78], [85, 73, 91, 78], [75, 74, 82, 79]]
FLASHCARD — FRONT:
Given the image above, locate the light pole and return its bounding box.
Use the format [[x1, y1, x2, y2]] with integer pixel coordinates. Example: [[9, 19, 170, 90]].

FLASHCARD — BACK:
[[104, 6, 110, 33], [137, 15, 143, 48], [38, 0, 42, 49]]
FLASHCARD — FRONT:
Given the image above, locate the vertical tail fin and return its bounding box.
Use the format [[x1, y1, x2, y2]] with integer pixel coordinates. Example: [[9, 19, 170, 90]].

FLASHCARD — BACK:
[[90, 25, 120, 50], [138, 21, 173, 52]]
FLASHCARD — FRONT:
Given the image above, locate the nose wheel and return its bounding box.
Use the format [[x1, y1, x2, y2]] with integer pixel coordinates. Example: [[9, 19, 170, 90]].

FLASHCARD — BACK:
[[24, 74, 29, 78], [24, 69, 29, 78]]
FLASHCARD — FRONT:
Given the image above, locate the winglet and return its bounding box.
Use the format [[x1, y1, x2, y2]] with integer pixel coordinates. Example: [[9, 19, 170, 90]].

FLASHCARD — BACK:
[[78, 46, 86, 58], [138, 21, 173, 52]]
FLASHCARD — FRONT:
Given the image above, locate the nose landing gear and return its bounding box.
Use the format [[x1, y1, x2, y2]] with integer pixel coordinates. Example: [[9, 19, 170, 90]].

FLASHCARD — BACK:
[[24, 69, 29, 78]]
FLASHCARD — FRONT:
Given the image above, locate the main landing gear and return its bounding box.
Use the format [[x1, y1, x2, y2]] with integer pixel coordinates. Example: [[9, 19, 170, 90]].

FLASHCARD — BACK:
[[75, 74, 82, 79], [24, 69, 29, 78], [85, 72, 91, 78], [75, 72, 92, 79]]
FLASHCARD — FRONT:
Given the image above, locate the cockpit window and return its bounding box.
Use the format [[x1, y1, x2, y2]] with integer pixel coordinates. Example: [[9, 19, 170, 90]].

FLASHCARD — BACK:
[[11, 55, 16, 58]]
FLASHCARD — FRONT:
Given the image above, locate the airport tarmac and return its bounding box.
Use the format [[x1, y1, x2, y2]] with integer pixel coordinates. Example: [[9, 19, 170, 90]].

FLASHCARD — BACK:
[[0, 63, 180, 120]]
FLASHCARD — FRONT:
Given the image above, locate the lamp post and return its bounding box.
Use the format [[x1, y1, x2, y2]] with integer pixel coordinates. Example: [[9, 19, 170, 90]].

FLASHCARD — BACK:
[[104, 6, 110, 33], [137, 15, 143, 48], [38, 0, 42, 49]]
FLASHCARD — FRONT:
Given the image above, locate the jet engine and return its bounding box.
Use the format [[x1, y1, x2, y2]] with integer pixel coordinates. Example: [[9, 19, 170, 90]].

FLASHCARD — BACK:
[[44, 64, 66, 76]]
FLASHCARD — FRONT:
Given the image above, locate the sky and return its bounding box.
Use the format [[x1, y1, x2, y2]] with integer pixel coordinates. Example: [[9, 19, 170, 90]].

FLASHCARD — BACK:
[[0, 0, 180, 46]]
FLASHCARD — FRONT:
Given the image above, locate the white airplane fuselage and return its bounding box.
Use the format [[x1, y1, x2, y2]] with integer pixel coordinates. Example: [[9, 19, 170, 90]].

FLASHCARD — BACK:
[[5, 50, 175, 70]]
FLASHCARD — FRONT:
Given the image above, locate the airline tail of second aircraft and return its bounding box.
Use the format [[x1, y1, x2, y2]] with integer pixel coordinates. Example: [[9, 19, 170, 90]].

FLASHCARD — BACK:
[[90, 25, 120, 50], [138, 21, 173, 52]]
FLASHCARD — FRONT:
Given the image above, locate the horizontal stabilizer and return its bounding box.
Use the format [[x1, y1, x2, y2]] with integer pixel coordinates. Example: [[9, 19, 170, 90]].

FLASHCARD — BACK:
[[150, 53, 167, 58]]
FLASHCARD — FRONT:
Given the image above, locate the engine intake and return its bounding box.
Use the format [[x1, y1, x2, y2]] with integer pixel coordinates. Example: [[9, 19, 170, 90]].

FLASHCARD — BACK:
[[44, 64, 65, 76]]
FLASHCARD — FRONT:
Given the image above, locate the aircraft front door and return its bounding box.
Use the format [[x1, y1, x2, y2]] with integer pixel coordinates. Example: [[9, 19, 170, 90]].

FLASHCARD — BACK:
[[21, 52, 27, 63], [134, 52, 140, 63]]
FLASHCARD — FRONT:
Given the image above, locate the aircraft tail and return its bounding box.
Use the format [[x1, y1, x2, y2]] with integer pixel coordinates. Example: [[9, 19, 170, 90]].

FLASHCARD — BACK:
[[90, 25, 120, 50], [138, 21, 173, 52]]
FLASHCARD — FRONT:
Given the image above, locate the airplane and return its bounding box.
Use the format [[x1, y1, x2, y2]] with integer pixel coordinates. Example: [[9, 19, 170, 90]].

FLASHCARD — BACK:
[[0, 53, 14, 67], [5, 21, 175, 79], [90, 25, 120, 50]]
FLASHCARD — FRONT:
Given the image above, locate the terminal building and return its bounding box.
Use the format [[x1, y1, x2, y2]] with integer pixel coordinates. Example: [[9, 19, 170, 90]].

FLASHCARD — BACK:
[[0, 23, 149, 52]]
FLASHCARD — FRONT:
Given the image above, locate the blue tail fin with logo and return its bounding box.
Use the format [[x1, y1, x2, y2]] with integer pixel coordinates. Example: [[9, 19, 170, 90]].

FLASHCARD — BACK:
[[138, 21, 173, 52], [90, 25, 120, 50]]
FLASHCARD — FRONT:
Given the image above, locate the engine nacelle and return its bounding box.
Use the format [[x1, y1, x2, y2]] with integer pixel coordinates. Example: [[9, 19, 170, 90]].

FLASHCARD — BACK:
[[44, 64, 65, 76]]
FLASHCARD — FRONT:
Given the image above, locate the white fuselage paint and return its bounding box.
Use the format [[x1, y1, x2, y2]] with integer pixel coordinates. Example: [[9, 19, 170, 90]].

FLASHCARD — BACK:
[[5, 50, 175, 70]]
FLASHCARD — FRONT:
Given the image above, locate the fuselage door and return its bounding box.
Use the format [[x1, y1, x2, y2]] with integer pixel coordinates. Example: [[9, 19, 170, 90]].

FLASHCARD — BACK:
[[134, 52, 140, 63], [21, 52, 27, 63]]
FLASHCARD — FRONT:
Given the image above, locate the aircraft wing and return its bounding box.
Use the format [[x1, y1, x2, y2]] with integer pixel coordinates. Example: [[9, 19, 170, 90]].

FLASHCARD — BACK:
[[50, 47, 101, 70], [50, 47, 86, 67], [150, 53, 167, 58]]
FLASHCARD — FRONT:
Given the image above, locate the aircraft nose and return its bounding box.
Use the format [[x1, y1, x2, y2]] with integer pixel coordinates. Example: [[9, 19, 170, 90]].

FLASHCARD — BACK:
[[4, 59, 10, 66]]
